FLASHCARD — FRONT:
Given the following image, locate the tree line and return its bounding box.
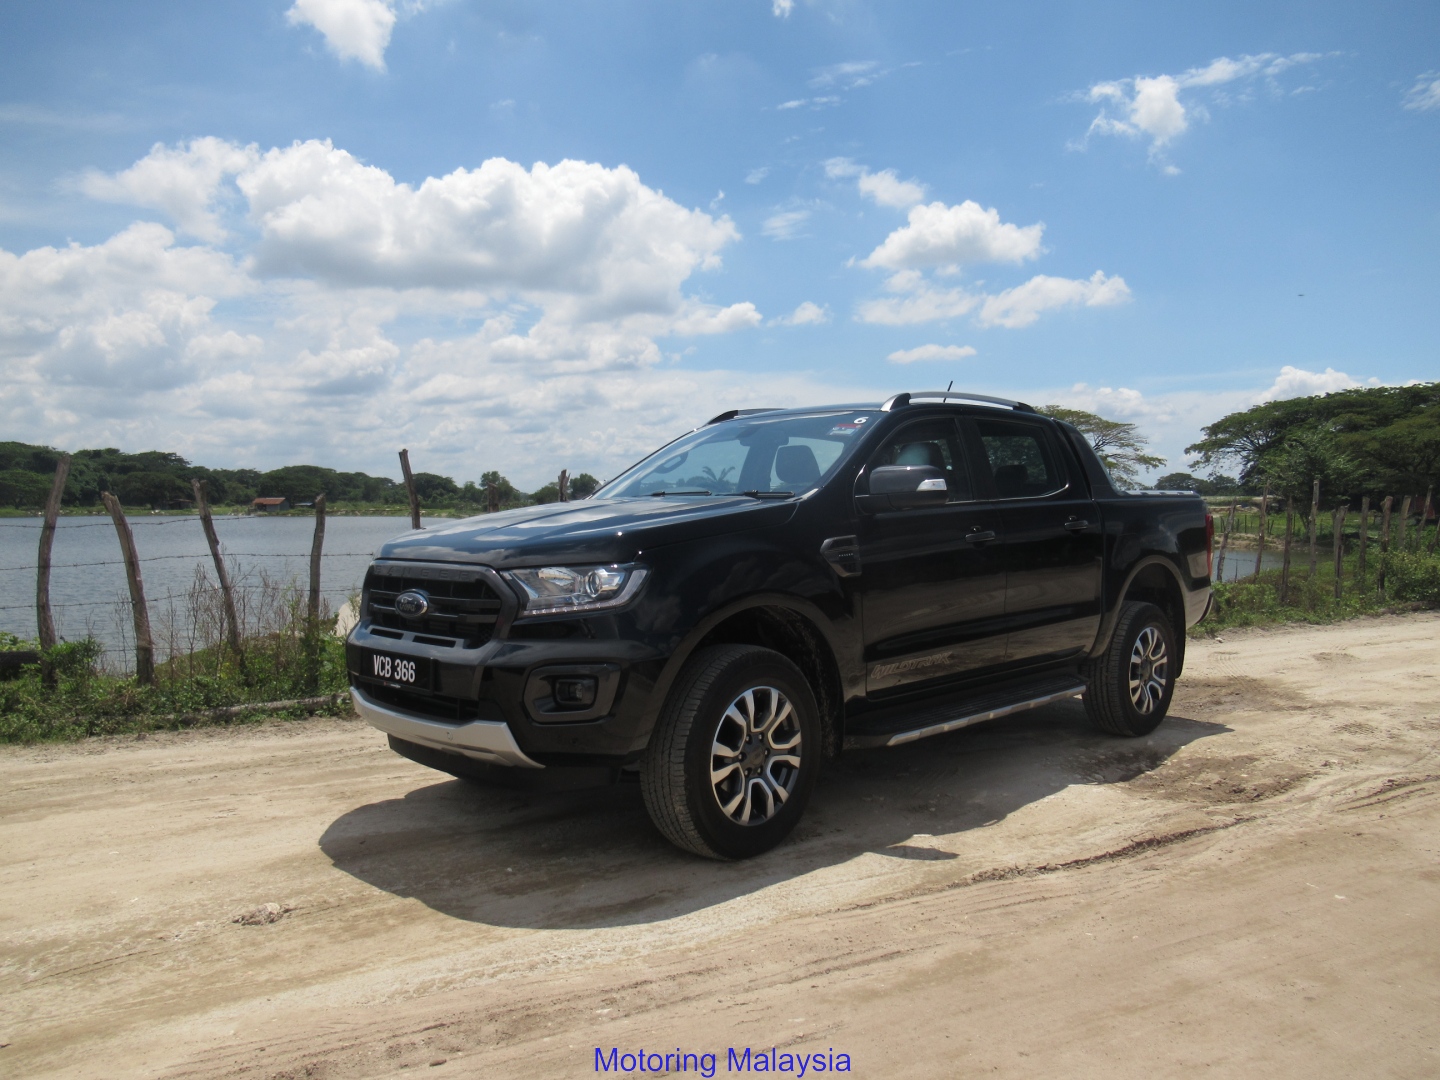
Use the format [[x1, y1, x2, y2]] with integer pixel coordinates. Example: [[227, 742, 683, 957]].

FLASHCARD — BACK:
[[1184, 381, 1440, 502], [0, 442, 598, 511]]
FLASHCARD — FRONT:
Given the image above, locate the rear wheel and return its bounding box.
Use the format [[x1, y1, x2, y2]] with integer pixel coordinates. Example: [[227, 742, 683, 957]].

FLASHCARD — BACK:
[[1083, 601, 1176, 737], [641, 645, 820, 859]]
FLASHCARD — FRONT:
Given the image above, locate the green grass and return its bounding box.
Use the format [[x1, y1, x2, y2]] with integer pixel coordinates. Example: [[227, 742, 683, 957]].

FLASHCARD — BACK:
[[1195, 550, 1440, 636], [0, 620, 353, 744]]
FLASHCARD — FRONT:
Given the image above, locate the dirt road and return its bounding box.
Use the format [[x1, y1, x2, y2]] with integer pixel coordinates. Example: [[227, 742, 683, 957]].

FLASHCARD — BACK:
[[3, 614, 1438, 1079]]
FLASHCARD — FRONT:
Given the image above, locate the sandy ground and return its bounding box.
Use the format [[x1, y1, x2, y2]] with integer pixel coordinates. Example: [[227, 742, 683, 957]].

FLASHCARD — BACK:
[[2, 613, 1438, 1079]]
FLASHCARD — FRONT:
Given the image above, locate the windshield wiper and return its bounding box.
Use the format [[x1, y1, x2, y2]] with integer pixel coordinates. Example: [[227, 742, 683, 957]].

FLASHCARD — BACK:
[[650, 489, 712, 496], [741, 490, 795, 499]]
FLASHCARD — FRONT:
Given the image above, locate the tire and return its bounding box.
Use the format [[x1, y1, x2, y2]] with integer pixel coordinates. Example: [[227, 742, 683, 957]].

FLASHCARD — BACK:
[[1083, 601, 1177, 737], [641, 645, 821, 860]]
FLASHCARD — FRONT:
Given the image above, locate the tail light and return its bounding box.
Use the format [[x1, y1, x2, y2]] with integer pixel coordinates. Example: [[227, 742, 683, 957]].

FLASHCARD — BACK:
[[1205, 512, 1215, 578]]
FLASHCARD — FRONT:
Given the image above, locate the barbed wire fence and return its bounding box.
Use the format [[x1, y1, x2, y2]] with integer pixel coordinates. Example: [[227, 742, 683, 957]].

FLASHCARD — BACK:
[[1, 450, 440, 679]]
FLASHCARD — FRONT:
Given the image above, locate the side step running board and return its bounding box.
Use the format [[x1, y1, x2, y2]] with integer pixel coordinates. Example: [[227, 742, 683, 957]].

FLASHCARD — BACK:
[[844, 677, 1087, 750]]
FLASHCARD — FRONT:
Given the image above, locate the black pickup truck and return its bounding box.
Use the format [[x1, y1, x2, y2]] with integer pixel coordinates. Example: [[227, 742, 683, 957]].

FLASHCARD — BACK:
[[347, 391, 1213, 859]]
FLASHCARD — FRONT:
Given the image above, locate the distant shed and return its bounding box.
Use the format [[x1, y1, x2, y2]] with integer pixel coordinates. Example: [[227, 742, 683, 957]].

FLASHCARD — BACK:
[[251, 497, 290, 513]]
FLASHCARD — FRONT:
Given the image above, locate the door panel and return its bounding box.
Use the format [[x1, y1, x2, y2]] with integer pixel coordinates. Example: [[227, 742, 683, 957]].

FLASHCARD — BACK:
[[856, 418, 1008, 694], [967, 417, 1103, 665]]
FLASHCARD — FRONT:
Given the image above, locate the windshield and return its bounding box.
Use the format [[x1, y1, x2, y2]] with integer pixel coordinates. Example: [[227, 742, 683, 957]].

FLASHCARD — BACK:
[[596, 411, 879, 498]]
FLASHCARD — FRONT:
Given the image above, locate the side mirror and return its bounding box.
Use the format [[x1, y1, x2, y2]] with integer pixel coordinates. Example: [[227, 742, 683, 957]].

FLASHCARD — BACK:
[[860, 465, 948, 512]]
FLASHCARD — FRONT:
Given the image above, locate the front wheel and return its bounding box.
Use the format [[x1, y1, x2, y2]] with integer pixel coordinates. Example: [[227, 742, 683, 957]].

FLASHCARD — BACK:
[[1083, 601, 1177, 737], [641, 645, 820, 860]]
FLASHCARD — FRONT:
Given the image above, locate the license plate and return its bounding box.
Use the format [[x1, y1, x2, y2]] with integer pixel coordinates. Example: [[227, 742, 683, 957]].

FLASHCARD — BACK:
[[362, 650, 432, 689]]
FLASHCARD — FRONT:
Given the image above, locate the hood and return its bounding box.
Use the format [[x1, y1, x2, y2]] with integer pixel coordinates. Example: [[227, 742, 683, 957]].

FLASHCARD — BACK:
[[376, 496, 799, 566]]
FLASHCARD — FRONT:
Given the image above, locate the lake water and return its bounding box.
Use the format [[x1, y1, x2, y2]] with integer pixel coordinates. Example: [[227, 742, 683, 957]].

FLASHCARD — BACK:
[[1216, 548, 1287, 581], [0, 514, 442, 663]]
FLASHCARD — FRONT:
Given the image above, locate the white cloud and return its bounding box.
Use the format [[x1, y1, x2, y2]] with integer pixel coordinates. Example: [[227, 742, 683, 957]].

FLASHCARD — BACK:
[[287, 0, 397, 71], [775, 96, 839, 111], [855, 273, 979, 325], [856, 270, 1128, 329], [886, 344, 976, 364], [861, 200, 1044, 270], [0, 222, 248, 394], [772, 0, 795, 17], [745, 166, 770, 184], [771, 301, 830, 327], [1403, 72, 1440, 112], [1255, 365, 1380, 402], [0, 139, 771, 488], [858, 170, 927, 210], [810, 61, 879, 90], [977, 271, 1130, 328], [824, 157, 926, 209], [79, 138, 259, 242], [762, 208, 811, 240], [1079, 52, 1330, 166], [236, 141, 740, 322]]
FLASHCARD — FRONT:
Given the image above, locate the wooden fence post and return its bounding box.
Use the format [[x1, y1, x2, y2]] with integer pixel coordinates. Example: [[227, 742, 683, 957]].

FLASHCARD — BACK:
[[36, 454, 71, 687], [398, 448, 422, 530], [36, 454, 71, 651], [100, 491, 155, 686], [1332, 505, 1347, 600], [1215, 503, 1236, 583], [1279, 501, 1295, 604], [1253, 485, 1270, 580], [1377, 495, 1393, 596], [1419, 486, 1433, 553], [486, 480, 500, 514], [192, 479, 243, 659], [1356, 496, 1370, 585], [308, 493, 327, 622], [558, 469, 569, 503], [1396, 495, 1411, 554], [1308, 479, 1321, 581]]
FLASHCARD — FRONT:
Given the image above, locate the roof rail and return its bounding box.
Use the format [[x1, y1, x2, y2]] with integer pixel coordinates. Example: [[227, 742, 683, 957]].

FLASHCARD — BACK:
[[880, 391, 1036, 413], [705, 407, 783, 425]]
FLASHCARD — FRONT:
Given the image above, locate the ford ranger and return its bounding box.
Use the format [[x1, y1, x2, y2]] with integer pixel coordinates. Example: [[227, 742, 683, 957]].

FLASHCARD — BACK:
[[346, 391, 1212, 859]]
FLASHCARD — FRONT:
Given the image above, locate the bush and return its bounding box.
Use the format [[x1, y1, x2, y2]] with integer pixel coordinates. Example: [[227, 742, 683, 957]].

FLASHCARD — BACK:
[[1385, 552, 1440, 604], [0, 577, 353, 743]]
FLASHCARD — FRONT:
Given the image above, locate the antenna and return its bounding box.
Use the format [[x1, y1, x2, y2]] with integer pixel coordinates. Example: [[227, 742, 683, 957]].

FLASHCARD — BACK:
[[943, 380, 953, 402]]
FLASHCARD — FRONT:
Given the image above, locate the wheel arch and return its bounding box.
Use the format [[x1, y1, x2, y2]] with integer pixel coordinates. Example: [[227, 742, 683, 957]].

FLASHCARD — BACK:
[[651, 595, 846, 759], [1093, 556, 1190, 677]]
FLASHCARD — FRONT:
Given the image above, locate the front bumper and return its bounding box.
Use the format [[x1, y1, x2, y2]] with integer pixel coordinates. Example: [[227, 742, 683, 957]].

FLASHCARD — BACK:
[[351, 684, 544, 768]]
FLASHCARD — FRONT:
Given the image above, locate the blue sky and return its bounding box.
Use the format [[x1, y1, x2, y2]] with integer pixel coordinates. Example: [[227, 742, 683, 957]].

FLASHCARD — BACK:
[[1, 1, 1436, 487]]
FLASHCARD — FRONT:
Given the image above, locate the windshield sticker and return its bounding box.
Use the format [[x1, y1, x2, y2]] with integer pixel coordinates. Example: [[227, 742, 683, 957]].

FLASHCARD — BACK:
[[829, 422, 864, 437]]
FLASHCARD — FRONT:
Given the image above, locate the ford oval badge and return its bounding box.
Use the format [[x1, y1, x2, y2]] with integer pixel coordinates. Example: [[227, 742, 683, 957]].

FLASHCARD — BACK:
[[394, 589, 430, 618]]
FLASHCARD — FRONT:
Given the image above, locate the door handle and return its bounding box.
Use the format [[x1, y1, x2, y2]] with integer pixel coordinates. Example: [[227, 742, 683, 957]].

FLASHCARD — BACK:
[[1063, 519, 1090, 531], [965, 530, 997, 543]]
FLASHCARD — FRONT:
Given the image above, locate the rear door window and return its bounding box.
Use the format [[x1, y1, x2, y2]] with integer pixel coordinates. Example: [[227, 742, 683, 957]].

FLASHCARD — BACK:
[[973, 418, 1067, 499]]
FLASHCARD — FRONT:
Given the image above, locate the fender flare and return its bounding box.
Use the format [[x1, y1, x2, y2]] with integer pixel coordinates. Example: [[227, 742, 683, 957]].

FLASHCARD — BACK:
[[642, 591, 851, 732], [1090, 554, 1191, 672]]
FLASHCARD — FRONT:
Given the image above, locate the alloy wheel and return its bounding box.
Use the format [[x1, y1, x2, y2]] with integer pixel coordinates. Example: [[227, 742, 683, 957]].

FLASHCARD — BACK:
[[709, 686, 802, 825], [1128, 625, 1169, 716]]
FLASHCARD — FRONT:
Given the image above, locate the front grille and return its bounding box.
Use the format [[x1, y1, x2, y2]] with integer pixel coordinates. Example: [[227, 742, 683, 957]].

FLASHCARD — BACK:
[[364, 563, 503, 647], [361, 682, 485, 724]]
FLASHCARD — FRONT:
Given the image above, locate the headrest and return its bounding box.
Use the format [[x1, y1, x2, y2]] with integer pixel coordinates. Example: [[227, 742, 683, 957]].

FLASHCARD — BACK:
[[775, 444, 821, 487], [895, 442, 945, 470]]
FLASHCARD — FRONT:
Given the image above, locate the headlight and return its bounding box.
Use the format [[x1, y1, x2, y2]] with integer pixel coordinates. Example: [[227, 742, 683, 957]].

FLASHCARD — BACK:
[[503, 564, 648, 617]]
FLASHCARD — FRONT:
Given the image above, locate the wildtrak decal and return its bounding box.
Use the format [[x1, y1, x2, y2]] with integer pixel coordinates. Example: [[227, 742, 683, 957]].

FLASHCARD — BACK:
[[870, 652, 956, 680]]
